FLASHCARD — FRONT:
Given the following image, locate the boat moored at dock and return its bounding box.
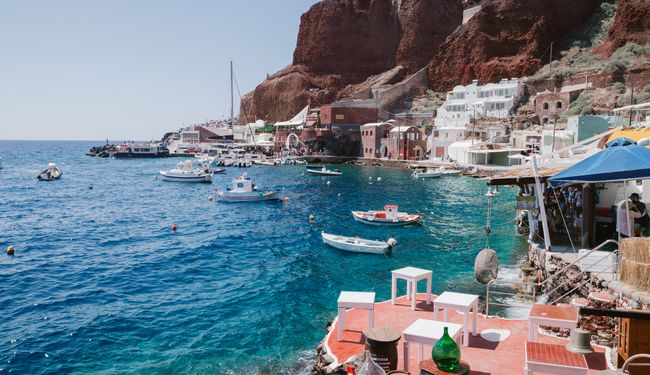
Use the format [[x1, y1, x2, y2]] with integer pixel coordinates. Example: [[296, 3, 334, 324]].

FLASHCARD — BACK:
[[216, 173, 281, 202], [321, 232, 396, 255], [159, 161, 212, 182], [411, 168, 441, 179], [352, 205, 423, 226], [111, 143, 170, 158]]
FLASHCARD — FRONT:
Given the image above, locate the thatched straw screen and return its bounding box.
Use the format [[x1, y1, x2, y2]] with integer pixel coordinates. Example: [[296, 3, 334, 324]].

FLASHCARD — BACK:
[[620, 238, 650, 293]]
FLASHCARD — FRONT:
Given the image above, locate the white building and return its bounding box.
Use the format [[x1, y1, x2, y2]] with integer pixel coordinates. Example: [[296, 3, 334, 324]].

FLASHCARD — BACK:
[[430, 78, 520, 159]]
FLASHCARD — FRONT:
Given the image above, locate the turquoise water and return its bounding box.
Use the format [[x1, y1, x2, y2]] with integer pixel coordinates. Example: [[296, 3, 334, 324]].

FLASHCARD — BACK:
[[0, 141, 527, 374]]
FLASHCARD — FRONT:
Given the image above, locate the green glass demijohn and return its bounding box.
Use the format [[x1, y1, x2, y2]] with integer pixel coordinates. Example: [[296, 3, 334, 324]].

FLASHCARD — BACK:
[[431, 327, 461, 372]]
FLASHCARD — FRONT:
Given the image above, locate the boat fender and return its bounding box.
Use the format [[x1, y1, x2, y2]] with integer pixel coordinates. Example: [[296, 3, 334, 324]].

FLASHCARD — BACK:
[[7, 245, 15, 256], [170, 224, 177, 232], [387, 238, 397, 247]]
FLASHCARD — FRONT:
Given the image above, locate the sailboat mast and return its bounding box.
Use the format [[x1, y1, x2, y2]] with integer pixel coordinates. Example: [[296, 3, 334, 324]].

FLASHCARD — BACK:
[[230, 60, 234, 142]]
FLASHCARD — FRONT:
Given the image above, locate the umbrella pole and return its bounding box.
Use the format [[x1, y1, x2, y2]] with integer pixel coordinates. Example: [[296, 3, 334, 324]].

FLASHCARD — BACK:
[[626, 180, 633, 238], [532, 156, 552, 251]]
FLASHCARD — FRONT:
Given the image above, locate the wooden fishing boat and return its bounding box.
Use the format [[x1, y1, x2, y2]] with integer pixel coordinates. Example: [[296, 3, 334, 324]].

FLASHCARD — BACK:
[[321, 232, 396, 255], [352, 205, 423, 226]]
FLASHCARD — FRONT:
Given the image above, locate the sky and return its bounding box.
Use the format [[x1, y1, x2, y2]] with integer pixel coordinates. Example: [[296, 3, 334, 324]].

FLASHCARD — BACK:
[[0, 0, 317, 140]]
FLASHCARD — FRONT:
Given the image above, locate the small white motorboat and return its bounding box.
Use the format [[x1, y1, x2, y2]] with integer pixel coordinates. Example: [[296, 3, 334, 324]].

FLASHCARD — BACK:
[[37, 163, 62, 181], [321, 232, 396, 255], [215, 173, 281, 202], [352, 205, 423, 226], [160, 161, 212, 183], [439, 167, 461, 176], [307, 167, 342, 176], [411, 168, 441, 179]]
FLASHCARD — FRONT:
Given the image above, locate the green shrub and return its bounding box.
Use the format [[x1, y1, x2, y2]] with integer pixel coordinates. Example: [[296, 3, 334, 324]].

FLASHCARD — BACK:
[[581, 105, 595, 115], [566, 91, 592, 116], [613, 82, 627, 94]]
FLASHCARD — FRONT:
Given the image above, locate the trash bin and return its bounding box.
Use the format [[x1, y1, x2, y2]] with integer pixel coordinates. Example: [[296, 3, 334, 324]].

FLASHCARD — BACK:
[[364, 327, 401, 371]]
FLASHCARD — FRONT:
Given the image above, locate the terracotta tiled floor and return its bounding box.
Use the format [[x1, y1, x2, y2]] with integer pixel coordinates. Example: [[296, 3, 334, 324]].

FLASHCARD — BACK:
[[326, 294, 608, 375]]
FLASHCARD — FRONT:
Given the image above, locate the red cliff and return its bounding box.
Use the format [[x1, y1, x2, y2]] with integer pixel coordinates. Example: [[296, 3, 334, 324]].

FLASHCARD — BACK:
[[596, 0, 650, 57], [241, 0, 462, 123], [427, 0, 603, 91]]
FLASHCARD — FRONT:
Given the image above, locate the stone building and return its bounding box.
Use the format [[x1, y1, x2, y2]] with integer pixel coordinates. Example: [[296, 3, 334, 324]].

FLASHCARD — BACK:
[[388, 126, 427, 160], [360, 122, 394, 159], [533, 91, 571, 124]]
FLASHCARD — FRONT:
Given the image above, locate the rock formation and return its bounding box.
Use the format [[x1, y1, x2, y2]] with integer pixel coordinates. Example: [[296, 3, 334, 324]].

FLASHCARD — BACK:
[[428, 0, 604, 91], [596, 0, 650, 57], [241, 0, 462, 123]]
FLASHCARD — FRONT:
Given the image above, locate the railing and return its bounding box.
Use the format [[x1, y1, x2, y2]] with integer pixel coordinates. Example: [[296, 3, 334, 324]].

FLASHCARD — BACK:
[[485, 239, 619, 317]]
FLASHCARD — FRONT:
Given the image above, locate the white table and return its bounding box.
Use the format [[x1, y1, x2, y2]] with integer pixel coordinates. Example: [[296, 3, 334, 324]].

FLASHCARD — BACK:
[[402, 319, 462, 371], [432, 291, 478, 347], [527, 304, 578, 342], [391, 267, 432, 310], [337, 291, 375, 342]]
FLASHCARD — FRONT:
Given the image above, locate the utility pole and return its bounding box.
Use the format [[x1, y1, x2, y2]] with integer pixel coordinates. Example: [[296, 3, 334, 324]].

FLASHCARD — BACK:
[[628, 85, 634, 128], [549, 42, 554, 75], [551, 115, 558, 153]]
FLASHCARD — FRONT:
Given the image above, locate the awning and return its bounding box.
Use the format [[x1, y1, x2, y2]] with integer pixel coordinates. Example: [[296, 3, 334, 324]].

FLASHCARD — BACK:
[[274, 105, 309, 127], [549, 137, 650, 187], [488, 166, 567, 186]]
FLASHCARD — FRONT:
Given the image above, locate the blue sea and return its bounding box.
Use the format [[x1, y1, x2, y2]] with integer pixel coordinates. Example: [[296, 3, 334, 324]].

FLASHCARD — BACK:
[[0, 141, 527, 374]]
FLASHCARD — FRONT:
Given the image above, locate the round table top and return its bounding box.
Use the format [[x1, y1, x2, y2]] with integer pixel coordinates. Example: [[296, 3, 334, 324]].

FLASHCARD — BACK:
[[364, 327, 401, 343], [419, 359, 470, 375]]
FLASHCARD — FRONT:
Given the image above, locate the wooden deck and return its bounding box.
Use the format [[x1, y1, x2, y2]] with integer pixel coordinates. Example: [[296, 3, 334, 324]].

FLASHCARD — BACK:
[[325, 294, 609, 374]]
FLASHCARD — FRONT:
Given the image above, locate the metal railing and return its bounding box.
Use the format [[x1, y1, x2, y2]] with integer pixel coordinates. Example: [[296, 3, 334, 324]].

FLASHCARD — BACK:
[[485, 239, 619, 317]]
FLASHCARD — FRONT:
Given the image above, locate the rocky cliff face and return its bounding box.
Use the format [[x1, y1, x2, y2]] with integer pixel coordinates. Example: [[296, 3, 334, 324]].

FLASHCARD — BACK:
[[427, 0, 603, 90], [241, 0, 462, 123], [596, 0, 650, 57]]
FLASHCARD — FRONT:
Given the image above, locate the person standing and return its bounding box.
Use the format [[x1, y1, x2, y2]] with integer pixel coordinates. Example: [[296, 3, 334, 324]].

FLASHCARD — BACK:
[[630, 193, 649, 236], [617, 195, 643, 238]]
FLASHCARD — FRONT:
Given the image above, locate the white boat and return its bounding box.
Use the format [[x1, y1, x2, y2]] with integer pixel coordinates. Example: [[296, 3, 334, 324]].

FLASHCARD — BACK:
[[411, 168, 441, 178], [352, 205, 423, 226], [321, 232, 396, 255], [37, 163, 62, 181], [216, 173, 281, 202], [160, 161, 212, 183], [439, 167, 461, 176], [307, 167, 342, 176]]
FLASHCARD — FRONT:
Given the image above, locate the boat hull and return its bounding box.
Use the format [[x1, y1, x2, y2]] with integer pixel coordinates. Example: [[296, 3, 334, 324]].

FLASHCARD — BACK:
[[306, 170, 342, 176], [159, 172, 212, 183], [216, 190, 281, 202], [413, 172, 441, 178], [321, 232, 390, 255], [37, 168, 62, 181], [351, 211, 422, 226]]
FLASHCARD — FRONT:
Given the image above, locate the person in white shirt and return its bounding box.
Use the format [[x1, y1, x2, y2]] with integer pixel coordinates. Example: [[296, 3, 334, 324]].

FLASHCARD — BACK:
[[617, 195, 644, 238]]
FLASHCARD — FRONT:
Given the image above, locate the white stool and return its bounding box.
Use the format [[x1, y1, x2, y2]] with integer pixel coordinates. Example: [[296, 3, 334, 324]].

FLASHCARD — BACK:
[[337, 291, 375, 342], [402, 319, 462, 371], [433, 291, 478, 347], [391, 267, 432, 310]]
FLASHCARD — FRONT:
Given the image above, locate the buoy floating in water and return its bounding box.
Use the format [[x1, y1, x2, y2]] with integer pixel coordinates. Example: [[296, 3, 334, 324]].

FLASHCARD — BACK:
[[369, 177, 373, 181], [326, 181, 331, 186], [208, 195, 213, 202], [309, 214, 315, 223], [338, 193, 341, 198], [284, 196, 290, 203], [377, 177, 382, 182], [7, 245, 15, 256], [170, 224, 177, 231]]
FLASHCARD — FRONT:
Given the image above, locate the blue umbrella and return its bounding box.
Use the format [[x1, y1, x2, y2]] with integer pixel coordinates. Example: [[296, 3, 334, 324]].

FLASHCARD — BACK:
[[549, 137, 650, 187]]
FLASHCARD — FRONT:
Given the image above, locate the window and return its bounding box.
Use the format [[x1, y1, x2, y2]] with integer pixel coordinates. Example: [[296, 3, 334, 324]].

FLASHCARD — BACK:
[[543, 117, 549, 124], [556, 101, 563, 109], [543, 102, 549, 110], [370, 130, 373, 136]]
